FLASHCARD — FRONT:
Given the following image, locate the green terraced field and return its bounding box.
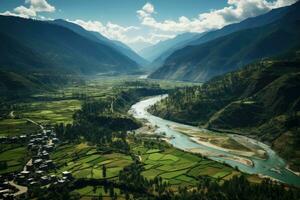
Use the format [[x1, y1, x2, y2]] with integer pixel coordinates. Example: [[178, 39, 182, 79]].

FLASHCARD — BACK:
[[0, 146, 28, 174], [50, 143, 133, 180], [131, 142, 241, 187], [20, 99, 81, 124], [74, 185, 126, 199], [0, 118, 40, 136]]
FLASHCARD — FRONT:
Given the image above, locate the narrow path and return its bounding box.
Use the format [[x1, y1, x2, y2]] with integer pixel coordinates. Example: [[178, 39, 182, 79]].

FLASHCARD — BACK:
[[25, 118, 44, 131], [8, 181, 28, 197], [9, 111, 15, 118]]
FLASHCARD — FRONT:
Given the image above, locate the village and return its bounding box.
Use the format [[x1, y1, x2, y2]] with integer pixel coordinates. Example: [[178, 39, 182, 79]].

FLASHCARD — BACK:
[[0, 125, 73, 199]]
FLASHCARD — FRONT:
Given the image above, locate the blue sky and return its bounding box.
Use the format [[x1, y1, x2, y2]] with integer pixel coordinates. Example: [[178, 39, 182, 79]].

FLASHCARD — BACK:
[[0, 0, 297, 51], [0, 0, 227, 25]]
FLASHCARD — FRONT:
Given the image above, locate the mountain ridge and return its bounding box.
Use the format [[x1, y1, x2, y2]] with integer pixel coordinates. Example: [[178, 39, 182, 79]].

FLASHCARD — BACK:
[[0, 15, 140, 74], [149, 2, 300, 82], [51, 19, 148, 67]]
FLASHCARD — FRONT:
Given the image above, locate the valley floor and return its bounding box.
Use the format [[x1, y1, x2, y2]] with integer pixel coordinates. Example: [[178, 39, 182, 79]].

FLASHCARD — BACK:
[[0, 75, 299, 200]]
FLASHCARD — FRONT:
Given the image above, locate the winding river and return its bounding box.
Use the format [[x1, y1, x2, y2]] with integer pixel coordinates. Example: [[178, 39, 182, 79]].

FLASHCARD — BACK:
[[129, 95, 300, 187]]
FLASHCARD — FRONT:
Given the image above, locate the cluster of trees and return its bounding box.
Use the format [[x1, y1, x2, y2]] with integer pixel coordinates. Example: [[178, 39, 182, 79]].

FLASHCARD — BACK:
[[0, 102, 26, 119], [0, 102, 10, 118], [54, 120, 125, 151], [26, 182, 80, 200], [122, 81, 160, 89], [153, 175, 300, 200], [118, 162, 169, 198], [54, 87, 166, 146], [149, 84, 230, 125], [0, 161, 7, 170]]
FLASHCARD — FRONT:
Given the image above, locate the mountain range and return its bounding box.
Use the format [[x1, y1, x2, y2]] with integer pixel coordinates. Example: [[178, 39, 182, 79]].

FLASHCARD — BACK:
[[149, 1, 300, 82], [50, 19, 148, 67], [139, 32, 199, 62], [0, 16, 144, 97]]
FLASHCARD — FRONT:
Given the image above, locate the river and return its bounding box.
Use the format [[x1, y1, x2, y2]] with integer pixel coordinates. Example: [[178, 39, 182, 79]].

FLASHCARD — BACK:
[[129, 95, 300, 187]]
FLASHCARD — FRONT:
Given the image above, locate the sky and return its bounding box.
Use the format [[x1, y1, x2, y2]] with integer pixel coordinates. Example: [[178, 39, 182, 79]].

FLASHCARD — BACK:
[[0, 0, 298, 52]]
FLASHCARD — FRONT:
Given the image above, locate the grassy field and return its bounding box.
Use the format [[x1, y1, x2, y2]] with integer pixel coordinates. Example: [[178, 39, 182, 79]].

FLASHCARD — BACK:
[[0, 118, 40, 136], [0, 100, 80, 136], [0, 145, 28, 174], [20, 99, 81, 124], [50, 142, 134, 199], [74, 186, 127, 200], [50, 143, 133, 180], [32, 75, 201, 101], [55, 140, 244, 198], [131, 142, 241, 188], [49, 135, 262, 198]]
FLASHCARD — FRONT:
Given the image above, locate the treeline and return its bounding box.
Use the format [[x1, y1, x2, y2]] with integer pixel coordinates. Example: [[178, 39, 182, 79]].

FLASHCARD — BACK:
[[164, 176, 300, 200], [27, 167, 300, 200]]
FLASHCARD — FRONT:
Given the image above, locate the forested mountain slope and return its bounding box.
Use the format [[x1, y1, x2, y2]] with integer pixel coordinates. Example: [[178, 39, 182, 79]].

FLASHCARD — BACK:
[[0, 16, 139, 75], [148, 3, 292, 71], [51, 19, 148, 67], [139, 33, 198, 62], [189, 3, 292, 46], [0, 16, 141, 97], [150, 54, 300, 170], [150, 1, 300, 82]]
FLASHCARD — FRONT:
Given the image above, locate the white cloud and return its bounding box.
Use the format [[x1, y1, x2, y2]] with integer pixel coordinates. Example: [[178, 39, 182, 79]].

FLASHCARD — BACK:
[[26, 0, 55, 12], [14, 5, 36, 17], [71, 19, 140, 43], [267, 0, 298, 7], [137, 2, 155, 20], [71, 19, 176, 52], [142, 2, 154, 14], [71, 19, 175, 45], [130, 33, 175, 44], [0, 0, 55, 19], [137, 0, 298, 33], [0, 10, 30, 18]]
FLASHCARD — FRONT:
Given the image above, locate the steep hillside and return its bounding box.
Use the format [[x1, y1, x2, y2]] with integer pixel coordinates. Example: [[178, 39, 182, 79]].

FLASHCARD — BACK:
[[50, 19, 148, 67], [0, 15, 139, 75], [148, 3, 292, 71], [0, 32, 52, 73], [0, 69, 78, 100], [139, 33, 198, 62], [149, 33, 205, 70], [109, 38, 149, 67], [189, 3, 291, 46], [150, 55, 300, 170], [150, 1, 300, 82]]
